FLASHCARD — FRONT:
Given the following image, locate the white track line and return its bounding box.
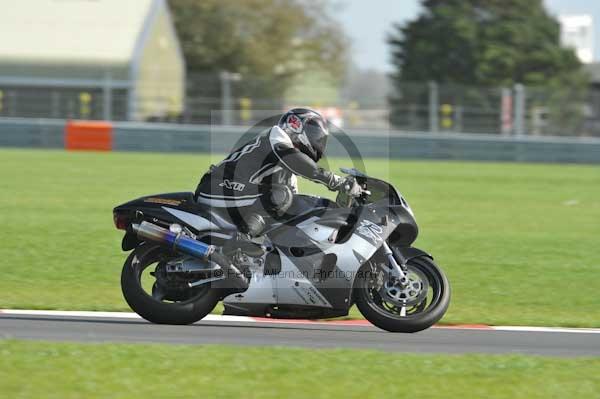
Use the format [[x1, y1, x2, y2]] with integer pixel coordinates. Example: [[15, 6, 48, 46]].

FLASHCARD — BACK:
[[2, 309, 600, 334], [0, 309, 253, 323], [492, 326, 600, 334], [1, 309, 141, 319]]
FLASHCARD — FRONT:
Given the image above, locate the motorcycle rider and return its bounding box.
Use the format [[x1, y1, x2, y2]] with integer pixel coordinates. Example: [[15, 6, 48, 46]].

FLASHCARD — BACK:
[[194, 108, 362, 237]]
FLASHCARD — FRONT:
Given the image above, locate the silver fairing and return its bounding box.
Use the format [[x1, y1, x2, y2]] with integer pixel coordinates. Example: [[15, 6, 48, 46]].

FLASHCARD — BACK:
[[162, 207, 219, 231], [223, 204, 399, 310]]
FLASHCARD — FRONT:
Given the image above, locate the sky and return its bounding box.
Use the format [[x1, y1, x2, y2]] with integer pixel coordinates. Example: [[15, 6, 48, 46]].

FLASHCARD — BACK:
[[333, 0, 600, 72]]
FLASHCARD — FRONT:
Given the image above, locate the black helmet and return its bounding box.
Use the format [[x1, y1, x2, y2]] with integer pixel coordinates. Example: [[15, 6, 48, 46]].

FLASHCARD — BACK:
[[278, 108, 329, 162]]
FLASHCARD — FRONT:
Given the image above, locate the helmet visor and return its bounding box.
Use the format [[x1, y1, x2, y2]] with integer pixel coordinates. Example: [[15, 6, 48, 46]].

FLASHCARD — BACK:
[[304, 118, 329, 161]]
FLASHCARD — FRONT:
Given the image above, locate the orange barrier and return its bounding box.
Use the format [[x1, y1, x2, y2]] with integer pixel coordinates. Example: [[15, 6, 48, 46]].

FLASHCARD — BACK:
[[65, 120, 113, 151]]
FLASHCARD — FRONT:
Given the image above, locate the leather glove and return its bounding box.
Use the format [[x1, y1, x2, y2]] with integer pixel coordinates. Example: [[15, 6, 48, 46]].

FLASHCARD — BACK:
[[313, 169, 362, 197], [338, 176, 363, 197]]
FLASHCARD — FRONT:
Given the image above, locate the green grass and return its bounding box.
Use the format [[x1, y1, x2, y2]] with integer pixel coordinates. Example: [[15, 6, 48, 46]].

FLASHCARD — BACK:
[[0, 340, 598, 399], [1, 148, 599, 327]]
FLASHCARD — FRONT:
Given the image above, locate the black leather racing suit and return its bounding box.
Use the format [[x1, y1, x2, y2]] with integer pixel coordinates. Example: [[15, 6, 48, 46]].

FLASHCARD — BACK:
[[194, 126, 343, 234]]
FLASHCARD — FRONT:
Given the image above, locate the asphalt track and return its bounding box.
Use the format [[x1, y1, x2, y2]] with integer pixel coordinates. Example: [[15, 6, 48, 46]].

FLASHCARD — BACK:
[[1, 311, 599, 357]]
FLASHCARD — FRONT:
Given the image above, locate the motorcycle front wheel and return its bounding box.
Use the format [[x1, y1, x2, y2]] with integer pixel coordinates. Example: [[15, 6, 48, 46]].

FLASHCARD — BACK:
[[355, 256, 450, 333], [121, 243, 219, 325]]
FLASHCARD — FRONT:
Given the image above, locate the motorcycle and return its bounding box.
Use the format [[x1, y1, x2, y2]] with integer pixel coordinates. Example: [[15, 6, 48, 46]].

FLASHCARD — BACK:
[[113, 167, 450, 332]]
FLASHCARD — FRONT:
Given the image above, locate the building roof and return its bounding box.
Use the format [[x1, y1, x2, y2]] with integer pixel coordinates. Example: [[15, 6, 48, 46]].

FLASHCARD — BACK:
[[0, 0, 166, 81]]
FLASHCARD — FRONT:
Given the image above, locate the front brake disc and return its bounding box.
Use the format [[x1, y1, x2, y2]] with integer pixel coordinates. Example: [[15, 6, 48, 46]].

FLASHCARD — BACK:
[[379, 267, 429, 307]]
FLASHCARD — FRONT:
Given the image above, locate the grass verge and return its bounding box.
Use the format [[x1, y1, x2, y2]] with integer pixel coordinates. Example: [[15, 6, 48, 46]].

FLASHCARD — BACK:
[[1, 148, 599, 326], [1, 340, 599, 399]]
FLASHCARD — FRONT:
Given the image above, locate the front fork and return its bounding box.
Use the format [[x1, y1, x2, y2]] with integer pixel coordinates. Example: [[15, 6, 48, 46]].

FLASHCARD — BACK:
[[382, 242, 409, 287]]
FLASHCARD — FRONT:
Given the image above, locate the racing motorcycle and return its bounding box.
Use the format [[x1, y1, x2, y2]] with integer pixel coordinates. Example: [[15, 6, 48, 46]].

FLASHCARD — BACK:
[[113, 168, 450, 332]]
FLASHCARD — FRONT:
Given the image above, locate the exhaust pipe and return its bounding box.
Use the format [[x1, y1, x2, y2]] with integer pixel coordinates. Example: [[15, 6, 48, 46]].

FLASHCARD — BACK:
[[132, 221, 248, 290]]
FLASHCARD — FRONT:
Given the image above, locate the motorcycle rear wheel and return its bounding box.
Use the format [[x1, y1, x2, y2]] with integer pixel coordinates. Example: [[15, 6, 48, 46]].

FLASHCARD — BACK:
[[121, 243, 219, 325], [355, 256, 450, 333]]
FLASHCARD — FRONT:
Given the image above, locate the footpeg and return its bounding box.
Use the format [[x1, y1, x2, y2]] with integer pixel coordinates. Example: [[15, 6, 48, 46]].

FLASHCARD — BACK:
[[187, 275, 225, 288], [222, 234, 265, 257]]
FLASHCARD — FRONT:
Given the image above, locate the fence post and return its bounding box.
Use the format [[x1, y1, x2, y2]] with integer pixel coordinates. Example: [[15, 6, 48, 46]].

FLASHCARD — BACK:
[[51, 91, 60, 118], [183, 96, 191, 123], [8, 91, 16, 117], [429, 81, 439, 133], [102, 72, 113, 121], [455, 105, 463, 132], [513, 83, 526, 137], [127, 87, 137, 121], [500, 88, 513, 135], [220, 71, 241, 125]]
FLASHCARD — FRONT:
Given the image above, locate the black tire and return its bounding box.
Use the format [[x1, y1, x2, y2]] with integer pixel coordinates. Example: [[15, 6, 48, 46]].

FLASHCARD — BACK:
[[355, 257, 450, 333], [121, 243, 219, 325]]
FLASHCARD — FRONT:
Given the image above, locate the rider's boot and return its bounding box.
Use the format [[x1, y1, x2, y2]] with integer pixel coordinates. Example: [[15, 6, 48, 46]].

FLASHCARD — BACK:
[[222, 232, 265, 257], [223, 212, 266, 256]]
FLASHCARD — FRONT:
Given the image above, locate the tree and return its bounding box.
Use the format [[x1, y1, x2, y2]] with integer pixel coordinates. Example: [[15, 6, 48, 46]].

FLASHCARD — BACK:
[[387, 0, 589, 134], [168, 0, 348, 101]]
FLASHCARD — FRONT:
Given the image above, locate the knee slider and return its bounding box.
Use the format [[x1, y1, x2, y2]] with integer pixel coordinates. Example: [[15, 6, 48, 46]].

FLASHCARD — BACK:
[[266, 184, 293, 216]]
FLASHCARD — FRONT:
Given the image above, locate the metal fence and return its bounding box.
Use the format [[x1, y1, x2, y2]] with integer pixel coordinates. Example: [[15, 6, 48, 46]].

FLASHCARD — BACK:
[[1, 73, 600, 137], [390, 81, 600, 137], [2, 117, 600, 164]]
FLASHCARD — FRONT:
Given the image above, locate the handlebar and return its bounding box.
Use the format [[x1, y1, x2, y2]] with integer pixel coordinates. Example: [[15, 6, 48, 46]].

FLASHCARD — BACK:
[[336, 176, 371, 208]]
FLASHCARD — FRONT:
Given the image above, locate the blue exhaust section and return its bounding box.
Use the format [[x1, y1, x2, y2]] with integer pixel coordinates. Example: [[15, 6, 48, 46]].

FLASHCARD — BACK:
[[131, 221, 249, 292], [132, 221, 214, 259], [174, 234, 214, 259]]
